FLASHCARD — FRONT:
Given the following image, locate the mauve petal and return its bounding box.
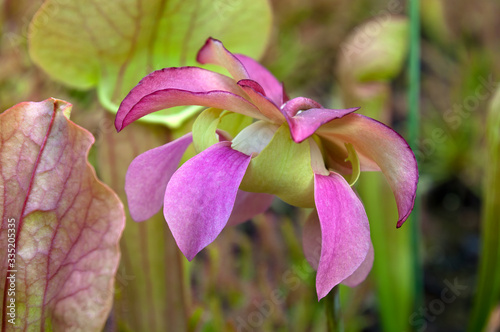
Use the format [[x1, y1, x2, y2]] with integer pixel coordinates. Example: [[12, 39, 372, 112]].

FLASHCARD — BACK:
[[302, 211, 322, 271], [235, 54, 284, 105], [341, 241, 374, 287], [317, 114, 418, 227], [125, 133, 193, 222], [164, 142, 252, 260], [288, 107, 359, 143], [238, 80, 285, 123], [197, 37, 249, 81], [281, 97, 322, 118], [282, 84, 290, 103], [313, 172, 371, 299], [281, 96, 359, 143], [196, 38, 284, 105], [302, 209, 374, 288], [115, 67, 265, 131], [227, 190, 275, 226]]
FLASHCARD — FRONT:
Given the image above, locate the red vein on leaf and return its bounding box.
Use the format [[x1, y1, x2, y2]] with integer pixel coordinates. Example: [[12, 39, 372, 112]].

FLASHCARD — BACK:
[[40, 179, 88, 328], [1, 102, 57, 331], [73, 2, 106, 57], [90, 0, 130, 40]]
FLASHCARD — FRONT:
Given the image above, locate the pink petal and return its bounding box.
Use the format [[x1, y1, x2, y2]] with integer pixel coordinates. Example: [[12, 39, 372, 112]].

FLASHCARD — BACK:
[[115, 67, 265, 131], [282, 97, 359, 143], [302, 211, 322, 271], [341, 241, 374, 287], [125, 133, 192, 222], [281, 97, 322, 118], [317, 114, 418, 227], [303, 210, 373, 288], [235, 54, 285, 106], [312, 172, 371, 300], [197, 37, 249, 81], [196, 37, 284, 105], [237, 79, 285, 123], [164, 142, 252, 260], [227, 190, 275, 226]]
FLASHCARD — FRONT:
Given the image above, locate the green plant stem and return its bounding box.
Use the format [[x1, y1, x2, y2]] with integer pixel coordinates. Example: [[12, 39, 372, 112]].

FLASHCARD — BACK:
[[467, 89, 500, 331], [408, 0, 423, 311], [325, 286, 343, 332]]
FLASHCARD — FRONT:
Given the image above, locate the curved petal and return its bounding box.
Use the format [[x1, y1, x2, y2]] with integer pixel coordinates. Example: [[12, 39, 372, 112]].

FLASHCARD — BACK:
[[283, 98, 359, 143], [302, 208, 373, 290], [115, 67, 266, 131], [197, 37, 249, 81], [286, 107, 359, 143], [317, 114, 418, 227], [164, 141, 252, 260], [313, 172, 371, 300], [196, 38, 284, 105], [235, 54, 284, 106], [320, 137, 367, 175], [302, 211, 322, 271], [227, 190, 275, 226], [125, 133, 193, 222], [341, 241, 374, 287], [237, 80, 285, 123], [281, 97, 322, 118]]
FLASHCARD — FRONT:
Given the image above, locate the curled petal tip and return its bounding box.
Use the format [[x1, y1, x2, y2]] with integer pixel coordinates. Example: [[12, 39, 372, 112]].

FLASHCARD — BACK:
[[196, 37, 223, 63], [114, 121, 123, 132], [184, 251, 197, 262]]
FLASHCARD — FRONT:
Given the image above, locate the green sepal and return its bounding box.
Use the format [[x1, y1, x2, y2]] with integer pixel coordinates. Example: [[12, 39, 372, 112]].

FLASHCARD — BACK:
[[344, 142, 360, 186], [240, 124, 315, 208], [192, 108, 225, 153], [218, 112, 254, 139]]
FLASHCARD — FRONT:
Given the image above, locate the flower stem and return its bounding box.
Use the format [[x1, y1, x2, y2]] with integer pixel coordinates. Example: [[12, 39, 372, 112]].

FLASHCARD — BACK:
[[325, 285, 343, 332]]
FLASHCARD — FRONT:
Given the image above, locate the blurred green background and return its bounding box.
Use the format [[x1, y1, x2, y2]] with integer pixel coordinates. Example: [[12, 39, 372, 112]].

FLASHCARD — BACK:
[[1, 0, 499, 331]]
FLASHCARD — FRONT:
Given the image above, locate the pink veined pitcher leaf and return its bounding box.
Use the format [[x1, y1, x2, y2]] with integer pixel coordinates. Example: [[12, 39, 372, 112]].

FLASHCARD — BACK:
[[0, 99, 125, 330]]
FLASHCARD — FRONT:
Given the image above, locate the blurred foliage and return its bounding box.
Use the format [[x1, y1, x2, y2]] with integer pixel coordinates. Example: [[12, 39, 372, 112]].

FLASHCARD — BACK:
[[2, 0, 500, 330], [335, 15, 414, 332], [28, 0, 272, 128], [468, 87, 500, 332]]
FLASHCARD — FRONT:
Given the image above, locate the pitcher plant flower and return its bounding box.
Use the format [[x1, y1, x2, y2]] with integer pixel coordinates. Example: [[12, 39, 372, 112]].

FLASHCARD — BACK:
[[115, 38, 418, 299]]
